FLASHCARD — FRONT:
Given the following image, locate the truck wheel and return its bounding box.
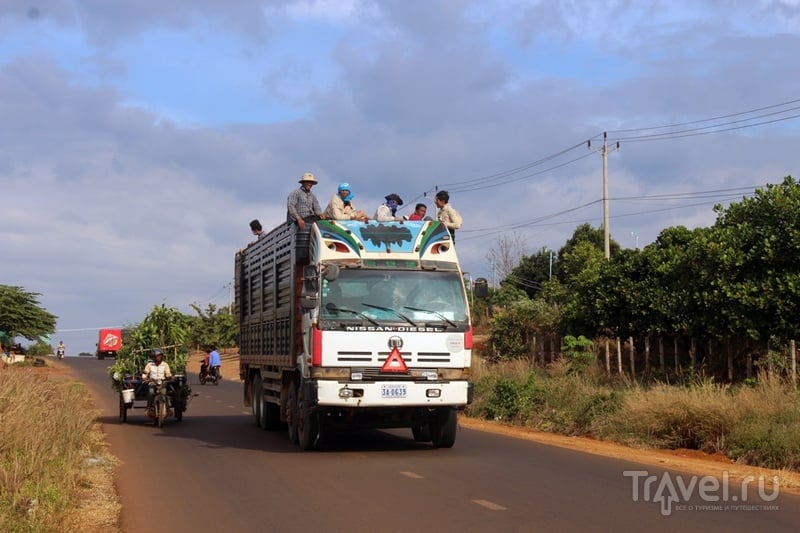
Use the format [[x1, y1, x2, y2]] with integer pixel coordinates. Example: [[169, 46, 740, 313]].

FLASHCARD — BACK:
[[412, 424, 431, 442], [98, 354, 105, 360], [430, 408, 457, 448], [252, 375, 263, 427], [260, 397, 280, 431], [296, 382, 319, 450], [286, 380, 299, 445]]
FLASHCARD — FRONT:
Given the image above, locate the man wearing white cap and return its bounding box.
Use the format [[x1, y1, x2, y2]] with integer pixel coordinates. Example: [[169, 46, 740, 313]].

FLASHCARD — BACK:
[[287, 172, 325, 230]]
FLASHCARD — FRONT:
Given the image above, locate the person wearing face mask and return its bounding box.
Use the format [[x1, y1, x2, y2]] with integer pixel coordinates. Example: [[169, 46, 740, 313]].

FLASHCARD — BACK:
[[374, 193, 404, 221]]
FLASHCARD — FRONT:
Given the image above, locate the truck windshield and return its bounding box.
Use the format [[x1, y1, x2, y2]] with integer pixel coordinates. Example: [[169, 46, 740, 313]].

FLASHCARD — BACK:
[[320, 269, 469, 323]]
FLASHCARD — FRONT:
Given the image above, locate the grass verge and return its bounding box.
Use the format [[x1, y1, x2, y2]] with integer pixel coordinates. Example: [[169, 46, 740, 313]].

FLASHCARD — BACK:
[[466, 358, 800, 471], [0, 362, 120, 532]]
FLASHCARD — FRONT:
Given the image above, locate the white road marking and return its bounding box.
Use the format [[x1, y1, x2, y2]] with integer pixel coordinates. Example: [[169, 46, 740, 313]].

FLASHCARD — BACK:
[[400, 471, 424, 479], [472, 499, 507, 511]]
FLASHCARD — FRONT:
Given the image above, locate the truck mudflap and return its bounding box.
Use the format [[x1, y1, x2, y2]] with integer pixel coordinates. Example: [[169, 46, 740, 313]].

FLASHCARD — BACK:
[[315, 380, 470, 408]]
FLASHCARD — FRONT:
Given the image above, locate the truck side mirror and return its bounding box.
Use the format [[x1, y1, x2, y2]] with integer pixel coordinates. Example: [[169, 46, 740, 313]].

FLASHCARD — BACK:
[[301, 265, 319, 309], [324, 264, 340, 281], [474, 278, 489, 299]]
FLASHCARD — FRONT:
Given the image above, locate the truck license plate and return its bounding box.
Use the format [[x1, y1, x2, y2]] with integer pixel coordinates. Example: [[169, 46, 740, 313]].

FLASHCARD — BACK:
[[381, 384, 407, 398]]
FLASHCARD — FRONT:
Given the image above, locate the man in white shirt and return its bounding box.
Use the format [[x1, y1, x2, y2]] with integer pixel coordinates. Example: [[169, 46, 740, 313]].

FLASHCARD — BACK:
[[142, 349, 172, 405], [374, 193, 404, 221]]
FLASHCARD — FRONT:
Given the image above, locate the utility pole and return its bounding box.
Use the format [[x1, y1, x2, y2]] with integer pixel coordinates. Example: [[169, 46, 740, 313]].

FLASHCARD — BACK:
[[589, 132, 620, 259], [227, 282, 233, 314]]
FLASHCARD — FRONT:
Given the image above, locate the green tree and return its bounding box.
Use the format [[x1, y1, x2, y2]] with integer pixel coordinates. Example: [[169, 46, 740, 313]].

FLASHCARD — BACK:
[[507, 246, 554, 299], [0, 285, 57, 342], [709, 176, 800, 344], [187, 303, 237, 349], [559, 240, 606, 335]]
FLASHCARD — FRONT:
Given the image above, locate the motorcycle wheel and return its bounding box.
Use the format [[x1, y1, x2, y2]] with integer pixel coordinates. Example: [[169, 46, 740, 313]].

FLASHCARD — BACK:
[[157, 399, 167, 428]]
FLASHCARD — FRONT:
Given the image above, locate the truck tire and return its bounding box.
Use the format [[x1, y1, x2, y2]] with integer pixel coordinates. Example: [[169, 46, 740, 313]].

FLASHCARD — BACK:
[[261, 398, 281, 431], [430, 408, 457, 448], [252, 375, 263, 427], [411, 424, 431, 442], [296, 381, 319, 450], [286, 380, 299, 444]]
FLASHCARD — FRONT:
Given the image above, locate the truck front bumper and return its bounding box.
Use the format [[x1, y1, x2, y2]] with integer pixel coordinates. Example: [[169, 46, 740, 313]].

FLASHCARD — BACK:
[[315, 380, 471, 408]]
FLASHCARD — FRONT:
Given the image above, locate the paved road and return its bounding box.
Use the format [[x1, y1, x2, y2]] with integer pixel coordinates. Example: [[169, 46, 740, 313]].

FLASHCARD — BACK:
[[66, 357, 800, 532]]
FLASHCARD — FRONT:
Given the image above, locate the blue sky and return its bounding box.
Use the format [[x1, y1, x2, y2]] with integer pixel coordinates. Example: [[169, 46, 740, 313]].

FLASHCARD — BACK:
[[2, 0, 800, 353]]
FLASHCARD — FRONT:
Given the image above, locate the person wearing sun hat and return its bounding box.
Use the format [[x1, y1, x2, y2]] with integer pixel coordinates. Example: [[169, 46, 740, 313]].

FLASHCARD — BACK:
[[325, 182, 368, 221], [287, 172, 326, 230], [374, 193, 404, 221]]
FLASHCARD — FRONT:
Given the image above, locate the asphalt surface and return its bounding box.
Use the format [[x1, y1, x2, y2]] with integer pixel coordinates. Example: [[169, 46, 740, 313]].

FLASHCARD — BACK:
[[65, 357, 800, 532]]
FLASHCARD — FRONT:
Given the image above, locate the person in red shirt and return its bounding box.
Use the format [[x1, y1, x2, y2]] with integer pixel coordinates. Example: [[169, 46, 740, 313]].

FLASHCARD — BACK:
[[406, 203, 428, 220]]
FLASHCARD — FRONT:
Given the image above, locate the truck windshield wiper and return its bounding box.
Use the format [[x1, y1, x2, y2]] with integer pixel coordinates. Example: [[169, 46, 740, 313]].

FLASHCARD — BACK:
[[403, 306, 458, 328], [325, 302, 380, 327], [361, 303, 418, 326]]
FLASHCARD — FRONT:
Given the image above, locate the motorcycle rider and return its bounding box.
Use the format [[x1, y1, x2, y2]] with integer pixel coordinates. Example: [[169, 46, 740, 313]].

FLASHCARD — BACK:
[[142, 349, 172, 407], [56, 340, 65, 359], [203, 346, 222, 381]]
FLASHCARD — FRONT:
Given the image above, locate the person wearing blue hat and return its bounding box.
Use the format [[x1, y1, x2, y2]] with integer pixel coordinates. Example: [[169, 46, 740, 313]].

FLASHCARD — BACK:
[[325, 182, 368, 221]]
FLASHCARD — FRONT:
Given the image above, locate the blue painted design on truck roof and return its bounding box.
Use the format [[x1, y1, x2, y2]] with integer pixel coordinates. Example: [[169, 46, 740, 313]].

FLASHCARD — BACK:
[[319, 220, 446, 253]]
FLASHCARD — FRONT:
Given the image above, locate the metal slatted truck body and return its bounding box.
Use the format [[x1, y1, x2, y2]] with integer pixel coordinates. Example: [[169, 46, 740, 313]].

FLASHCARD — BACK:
[[237, 219, 473, 450]]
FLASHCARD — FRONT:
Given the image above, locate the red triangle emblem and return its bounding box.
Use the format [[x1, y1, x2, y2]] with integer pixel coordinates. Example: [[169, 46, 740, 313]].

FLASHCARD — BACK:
[[381, 347, 408, 373]]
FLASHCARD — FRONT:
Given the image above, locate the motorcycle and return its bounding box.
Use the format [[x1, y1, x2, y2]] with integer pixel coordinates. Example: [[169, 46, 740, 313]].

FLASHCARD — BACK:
[[146, 378, 171, 428], [56, 347, 65, 360], [199, 362, 220, 385]]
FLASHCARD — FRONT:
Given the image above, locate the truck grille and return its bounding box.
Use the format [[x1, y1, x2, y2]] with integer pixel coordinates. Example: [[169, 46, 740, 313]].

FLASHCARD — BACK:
[[334, 350, 452, 365]]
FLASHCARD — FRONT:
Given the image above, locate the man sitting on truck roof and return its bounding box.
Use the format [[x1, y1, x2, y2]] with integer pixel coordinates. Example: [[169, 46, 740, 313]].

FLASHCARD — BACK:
[[287, 172, 326, 231], [374, 193, 404, 221]]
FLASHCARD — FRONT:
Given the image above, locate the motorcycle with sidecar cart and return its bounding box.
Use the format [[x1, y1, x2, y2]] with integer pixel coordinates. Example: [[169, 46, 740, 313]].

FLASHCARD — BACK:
[[118, 373, 188, 427]]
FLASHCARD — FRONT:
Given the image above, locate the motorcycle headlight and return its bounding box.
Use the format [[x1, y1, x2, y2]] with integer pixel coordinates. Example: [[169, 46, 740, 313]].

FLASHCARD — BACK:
[[156, 379, 163, 385]]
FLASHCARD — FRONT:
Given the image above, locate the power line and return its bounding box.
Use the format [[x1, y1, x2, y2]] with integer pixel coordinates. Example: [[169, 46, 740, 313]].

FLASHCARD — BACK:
[[433, 97, 800, 196], [606, 97, 800, 134], [458, 186, 759, 242]]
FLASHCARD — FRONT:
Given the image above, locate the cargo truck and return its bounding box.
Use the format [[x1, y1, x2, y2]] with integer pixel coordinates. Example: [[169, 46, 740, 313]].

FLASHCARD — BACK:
[[96, 328, 122, 360], [236, 219, 473, 450]]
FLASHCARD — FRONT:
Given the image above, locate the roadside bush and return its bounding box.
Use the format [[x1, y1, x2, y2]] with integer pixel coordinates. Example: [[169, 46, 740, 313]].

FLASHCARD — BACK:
[[727, 412, 800, 470], [724, 374, 800, 469], [469, 358, 620, 434], [469, 359, 800, 470], [599, 379, 737, 451]]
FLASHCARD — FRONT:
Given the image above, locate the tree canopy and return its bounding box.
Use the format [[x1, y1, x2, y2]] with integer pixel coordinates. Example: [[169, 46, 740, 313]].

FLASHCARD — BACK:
[[0, 285, 57, 342], [488, 175, 800, 376]]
